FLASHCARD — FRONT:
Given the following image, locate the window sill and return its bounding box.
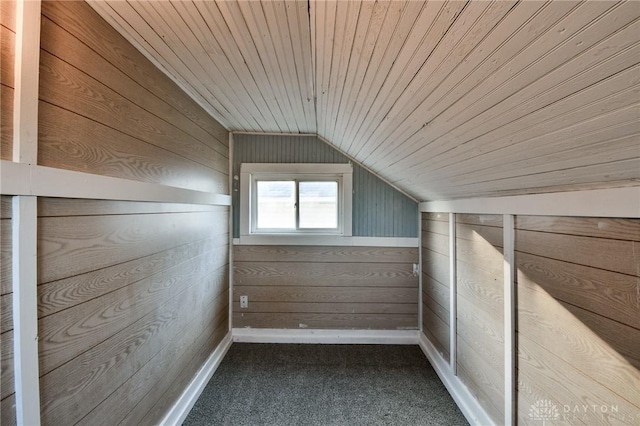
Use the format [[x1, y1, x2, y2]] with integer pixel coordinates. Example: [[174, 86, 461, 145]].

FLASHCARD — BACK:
[[234, 235, 419, 247]]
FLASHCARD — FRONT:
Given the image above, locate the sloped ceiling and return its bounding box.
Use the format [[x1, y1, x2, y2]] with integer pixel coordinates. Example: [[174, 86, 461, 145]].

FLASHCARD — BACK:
[[88, 0, 640, 201]]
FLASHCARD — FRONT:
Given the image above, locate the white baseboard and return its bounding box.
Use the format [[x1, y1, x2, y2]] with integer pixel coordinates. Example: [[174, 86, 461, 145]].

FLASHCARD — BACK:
[[159, 333, 233, 426], [418, 333, 494, 426], [232, 328, 419, 344]]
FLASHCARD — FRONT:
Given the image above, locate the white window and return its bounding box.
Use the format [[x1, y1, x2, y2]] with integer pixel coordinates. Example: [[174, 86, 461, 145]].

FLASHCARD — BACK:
[[240, 163, 352, 240]]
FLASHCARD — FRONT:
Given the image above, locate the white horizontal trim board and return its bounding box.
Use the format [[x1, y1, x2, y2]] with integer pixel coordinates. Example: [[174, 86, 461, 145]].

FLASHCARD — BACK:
[[420, 186, 640, 218], [160, 333, 232, 426], [0, 161, 231, 206], [418, 333, 494, 426], [233, 236, 419, 247], [232, 329, 419, 345]]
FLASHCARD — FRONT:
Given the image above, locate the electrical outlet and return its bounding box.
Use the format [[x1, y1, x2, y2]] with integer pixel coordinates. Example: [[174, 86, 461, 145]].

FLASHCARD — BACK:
[[240, 295, 249, 308]]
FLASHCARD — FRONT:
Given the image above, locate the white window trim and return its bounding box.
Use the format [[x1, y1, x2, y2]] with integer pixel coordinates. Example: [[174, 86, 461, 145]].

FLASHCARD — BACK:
[[240, 163, 353, 244]]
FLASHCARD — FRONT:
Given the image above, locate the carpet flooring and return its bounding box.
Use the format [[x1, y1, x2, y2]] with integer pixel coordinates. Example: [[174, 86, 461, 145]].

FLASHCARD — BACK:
[[183, 343, 468, 426]]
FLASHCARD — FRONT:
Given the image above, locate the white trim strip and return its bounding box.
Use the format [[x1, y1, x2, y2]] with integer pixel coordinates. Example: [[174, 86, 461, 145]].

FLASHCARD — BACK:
[[228, 133, 234, 331], [419, 187, 640, 218], [12, 196, 40, 426], [418, 214, 423, 332], [233, 236, 419, 247], [12, 0, 40, 165], [0, 161, 231, 206], [448, 213, 457, 374], [232, 329, 419, 345], [159, 333, 232, 426], [240, 162, 352, 174], [503, 215, 516, 426], [12, 1, 42, 424], [418, 333, 494, 426]]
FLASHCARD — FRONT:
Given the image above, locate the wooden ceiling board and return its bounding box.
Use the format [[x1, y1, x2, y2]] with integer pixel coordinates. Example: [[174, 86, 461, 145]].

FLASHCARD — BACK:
[[87, 0, 640, 201]]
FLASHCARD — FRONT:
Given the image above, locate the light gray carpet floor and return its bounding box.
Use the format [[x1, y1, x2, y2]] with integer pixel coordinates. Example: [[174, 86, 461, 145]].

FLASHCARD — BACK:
[[183, 343, 468, 426]]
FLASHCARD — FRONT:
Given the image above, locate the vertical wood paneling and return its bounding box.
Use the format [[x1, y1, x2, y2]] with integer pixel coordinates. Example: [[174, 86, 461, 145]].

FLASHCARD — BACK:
[[232, 133, 418, 238], [421, 212, 450, 360], [456, 214, 504, 424], [233, 245, 418, 330], [516, 216, 640, 425]]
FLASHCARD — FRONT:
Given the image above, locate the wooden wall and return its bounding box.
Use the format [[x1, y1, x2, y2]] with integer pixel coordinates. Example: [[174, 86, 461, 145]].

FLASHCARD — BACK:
[[421, 213, 639, 425], [0, 1, 230, 424], [234, 245, 418, 330], [1, 0, 16, 423], [1, 196, 15, 425], [516, 216, 640, 425], [37, 199, 229, 425], [39, 0, 228, 192], [232, 133, 418, 238], [421, 212, 449, 360], [456, 214, 504, 425], [0, 0, 14, 160]]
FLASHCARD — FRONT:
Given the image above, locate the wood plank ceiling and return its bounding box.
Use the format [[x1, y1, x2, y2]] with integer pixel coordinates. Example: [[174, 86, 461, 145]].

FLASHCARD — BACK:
[[87, 0, 640, 201]]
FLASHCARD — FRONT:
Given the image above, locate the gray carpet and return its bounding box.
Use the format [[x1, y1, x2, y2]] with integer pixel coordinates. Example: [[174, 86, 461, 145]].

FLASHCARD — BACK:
[[183, 343, 468, 426]]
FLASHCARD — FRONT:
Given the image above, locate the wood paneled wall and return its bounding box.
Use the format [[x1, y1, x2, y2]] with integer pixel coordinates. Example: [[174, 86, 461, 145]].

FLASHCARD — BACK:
[[1, 196, 15, 425], [234, 245, 418, 330], [0, 0, 14, 160], [1, 1, 231, 424], [421, 213, 639, 425], [456, 214, 504, 425], [232, 133, 418, 238], [39, 0, 228, 193], [421, 212, 450, 360], [1, 0, 16, 422], [37, 199, 229, 425], [516, 216, 640, 425]]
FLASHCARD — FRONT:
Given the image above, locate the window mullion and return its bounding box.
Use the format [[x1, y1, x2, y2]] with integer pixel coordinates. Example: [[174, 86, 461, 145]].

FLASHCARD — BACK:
[[295, 179, 300, 230]]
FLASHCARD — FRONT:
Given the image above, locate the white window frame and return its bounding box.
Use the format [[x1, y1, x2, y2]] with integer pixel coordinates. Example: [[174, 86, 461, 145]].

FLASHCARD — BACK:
[[240, 163, 352, 243]]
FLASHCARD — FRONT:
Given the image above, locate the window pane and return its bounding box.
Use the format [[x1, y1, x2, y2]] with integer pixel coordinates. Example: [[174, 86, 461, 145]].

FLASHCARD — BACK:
[[299, 181, 338, 229], [257, 181, 295, 229]]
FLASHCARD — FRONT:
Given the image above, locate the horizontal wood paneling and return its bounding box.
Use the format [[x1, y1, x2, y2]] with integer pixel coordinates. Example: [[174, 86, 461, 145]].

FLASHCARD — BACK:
[[456, 215, 504, 425], [0, 194, 13, 416], [1, 25, 14, 89], [37, 200, 230, 424], [1, 393, 15, 426], [0, 85, 12, 161], [1, 330, 13, 400], [41, 0, 228, 146], [39, 0, 228, 193], [234, 245, 417, 264], [38, 209, 228, 284], [0, 0, 15, 32], [516, 216, 640, 425], [1, 0, 14, 161], [232, 134, 418, 238], [234, 262, 415, 288], [79, 297, 227, 426], [233, 286, 417, 305], [136, 311, 229, 426], [234, 245, 418, 330], [33, 4, 231, 425], [40, 269, 228, 426], [420, 212, 450, 358]]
